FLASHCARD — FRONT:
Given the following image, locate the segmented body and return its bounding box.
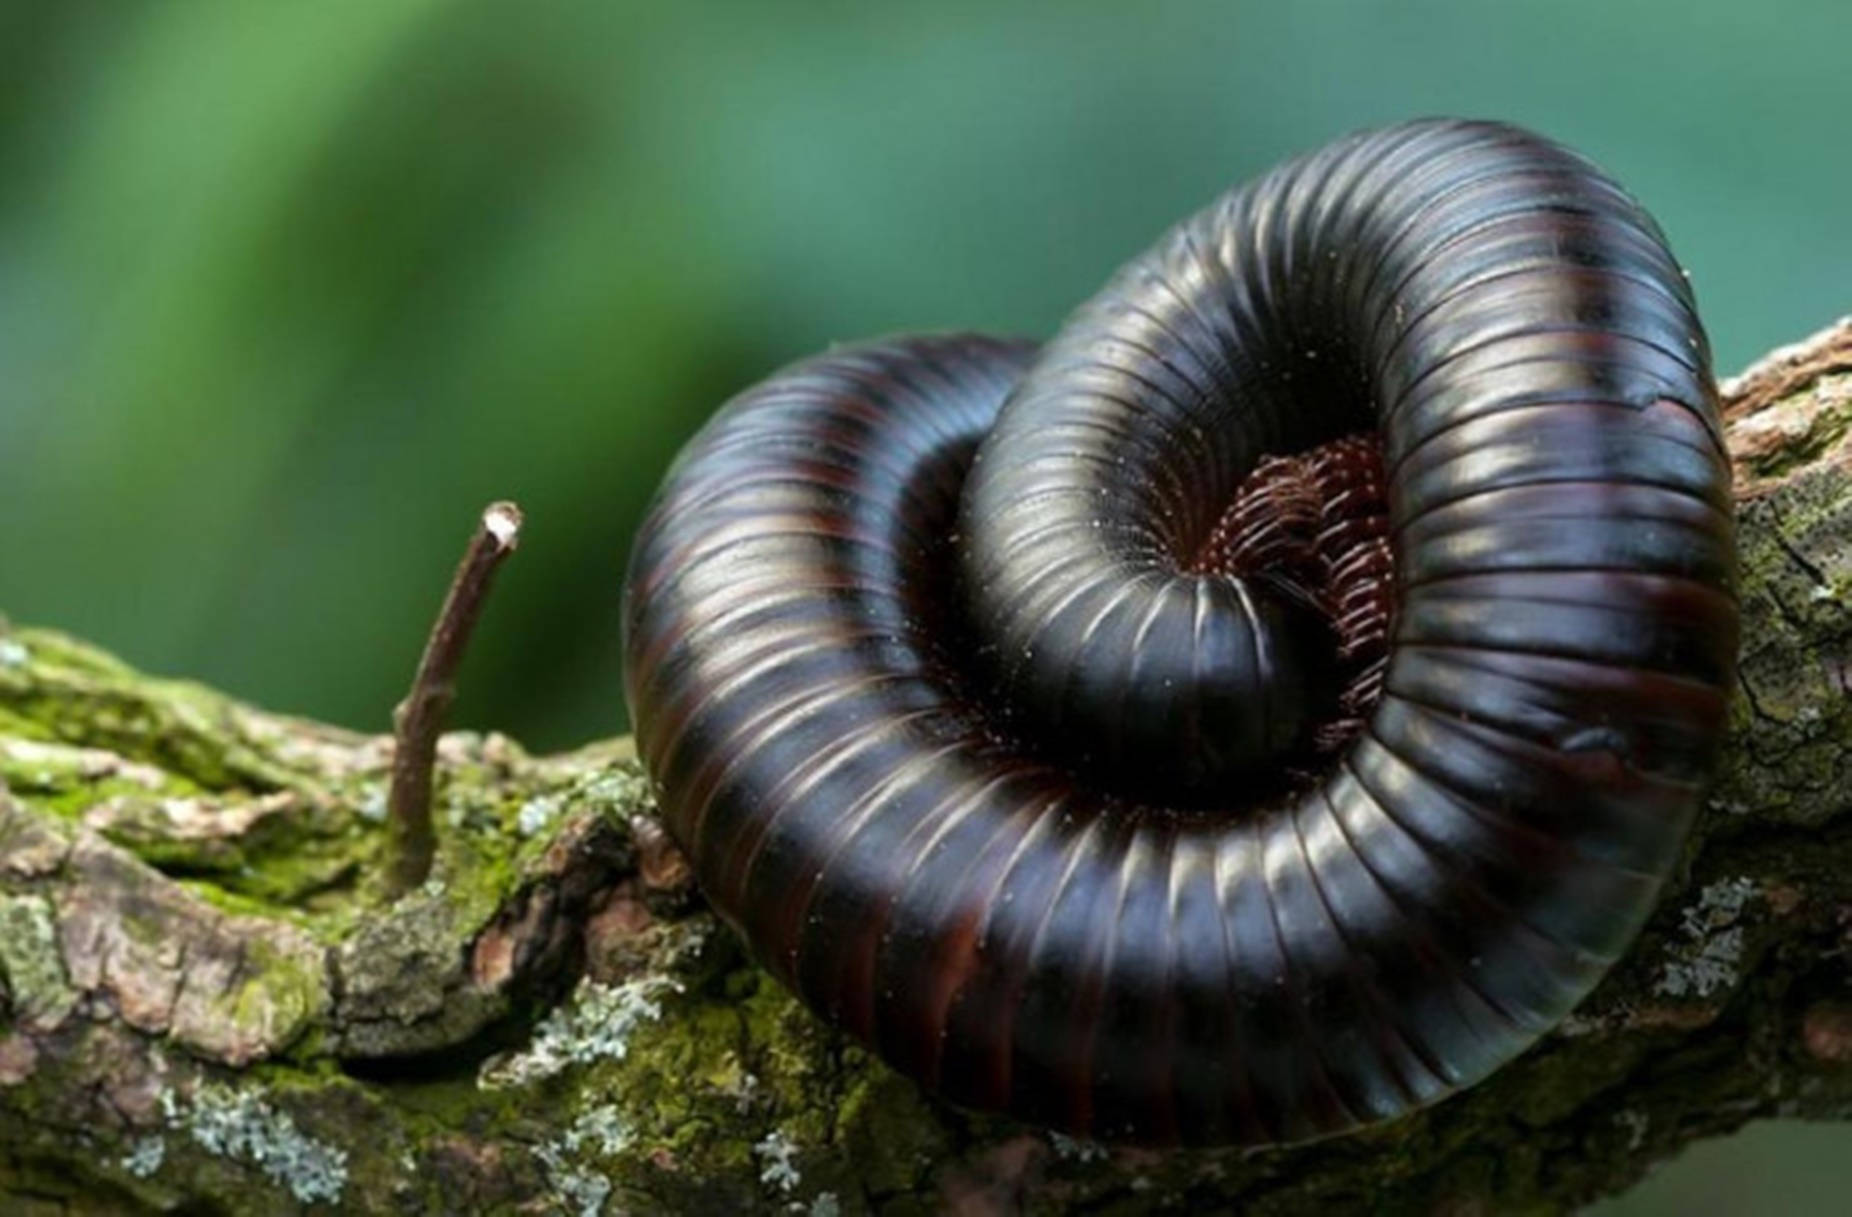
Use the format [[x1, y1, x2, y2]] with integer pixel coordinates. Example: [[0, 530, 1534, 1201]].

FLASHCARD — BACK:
[[621, 119, 1737, 1145]]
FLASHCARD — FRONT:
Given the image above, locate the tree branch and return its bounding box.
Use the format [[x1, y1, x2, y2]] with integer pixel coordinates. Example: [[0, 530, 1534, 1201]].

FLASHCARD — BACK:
[[0, 322, 1847, 1216]]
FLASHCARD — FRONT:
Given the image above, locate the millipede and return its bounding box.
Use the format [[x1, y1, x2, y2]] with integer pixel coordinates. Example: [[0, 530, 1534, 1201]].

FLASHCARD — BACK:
[[620, 118, 1739, 1146]]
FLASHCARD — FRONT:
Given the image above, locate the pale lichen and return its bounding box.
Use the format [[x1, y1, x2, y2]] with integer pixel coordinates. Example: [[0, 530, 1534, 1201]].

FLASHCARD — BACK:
[[755, 1129, 802, 1195], [161, 1083, 348, 1205], [516, 794, 561, 838], [715, 1062, 764, 1114], [541, 1161, 612, 1217], [531, 1104, 635, 1217], [1615, 1109, 1649, 1152], [559, 1103, 635, 1158], [1049, 1131, 1109, 1163], [579, 766, 650, 812], [120, 1135, 166, 1180], [0, 640, 28, 670], [533, 1142, 611, 1217], [1681, 878, 1759, 936], [1655, 877, 1761, 999], [480, 974, 682, 1088], [355, 786, 388, 824]]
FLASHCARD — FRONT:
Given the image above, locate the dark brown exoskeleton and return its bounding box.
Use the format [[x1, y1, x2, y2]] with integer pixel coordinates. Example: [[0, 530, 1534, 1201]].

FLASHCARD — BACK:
[[621, 119, 1738, 1146]]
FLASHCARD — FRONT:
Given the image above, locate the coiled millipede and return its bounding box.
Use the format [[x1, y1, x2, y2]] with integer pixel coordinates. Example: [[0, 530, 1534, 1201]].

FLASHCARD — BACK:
[[621, 119, 1738, 1146]]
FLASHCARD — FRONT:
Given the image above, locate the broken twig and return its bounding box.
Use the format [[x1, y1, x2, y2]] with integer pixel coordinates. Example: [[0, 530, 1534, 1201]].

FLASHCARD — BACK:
[[383, 501, 523, 897]]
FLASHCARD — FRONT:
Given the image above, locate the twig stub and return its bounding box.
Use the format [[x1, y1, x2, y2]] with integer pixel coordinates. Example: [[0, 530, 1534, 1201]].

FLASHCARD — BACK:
[[383, 500, 523, 898]]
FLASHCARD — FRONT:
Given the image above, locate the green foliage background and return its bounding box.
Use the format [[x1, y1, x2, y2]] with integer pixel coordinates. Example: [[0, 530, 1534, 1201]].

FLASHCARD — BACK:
[[0, 3, 1846, 1208]]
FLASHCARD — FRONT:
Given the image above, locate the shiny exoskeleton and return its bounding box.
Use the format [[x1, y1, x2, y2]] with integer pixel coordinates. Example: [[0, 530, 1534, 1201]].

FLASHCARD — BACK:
[[621, 119, 1738, 1146]]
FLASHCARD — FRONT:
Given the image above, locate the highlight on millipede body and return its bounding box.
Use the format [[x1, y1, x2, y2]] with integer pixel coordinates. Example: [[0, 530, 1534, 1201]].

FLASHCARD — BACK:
[[619, 118, 1739, 1147]]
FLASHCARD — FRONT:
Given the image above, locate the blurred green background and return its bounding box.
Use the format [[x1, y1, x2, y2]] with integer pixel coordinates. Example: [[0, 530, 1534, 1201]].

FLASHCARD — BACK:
[[0, 2, 1846, 1209]]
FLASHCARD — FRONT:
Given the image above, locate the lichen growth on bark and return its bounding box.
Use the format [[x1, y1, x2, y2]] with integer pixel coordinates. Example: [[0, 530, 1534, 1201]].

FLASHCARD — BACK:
[[161, 1082, 351, 1205], [1653, 876, 1761, 999]]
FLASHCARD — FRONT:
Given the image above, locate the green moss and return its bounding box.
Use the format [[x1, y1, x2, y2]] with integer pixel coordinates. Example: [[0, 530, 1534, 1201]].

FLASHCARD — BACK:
[[178, 876, 290, 920], [832, 1061, 946, 1197], [0, 772, 194, 822], [0, 625, 638, 962], [0, 628, 304, 794], [426, 814, 522, 932], [0, 895, 75, 1030], [225, 937, 327, 1055]]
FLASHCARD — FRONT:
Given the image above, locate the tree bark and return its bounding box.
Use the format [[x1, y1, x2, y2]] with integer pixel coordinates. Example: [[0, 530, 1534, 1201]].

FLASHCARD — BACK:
[[1, 319, 1848, 1217]]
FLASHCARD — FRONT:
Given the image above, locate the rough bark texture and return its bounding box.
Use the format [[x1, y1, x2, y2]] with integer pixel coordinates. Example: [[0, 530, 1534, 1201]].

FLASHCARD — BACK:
[[1, 320, 1849, 1217]]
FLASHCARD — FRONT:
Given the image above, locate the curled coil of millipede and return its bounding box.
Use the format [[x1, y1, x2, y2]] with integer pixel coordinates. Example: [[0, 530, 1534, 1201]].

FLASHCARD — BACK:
[[622, 118, 1738, 1146]]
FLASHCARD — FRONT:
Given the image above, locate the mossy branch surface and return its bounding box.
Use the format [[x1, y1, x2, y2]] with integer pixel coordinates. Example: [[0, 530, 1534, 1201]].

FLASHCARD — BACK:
[[1, 321, 1849, 1216]]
